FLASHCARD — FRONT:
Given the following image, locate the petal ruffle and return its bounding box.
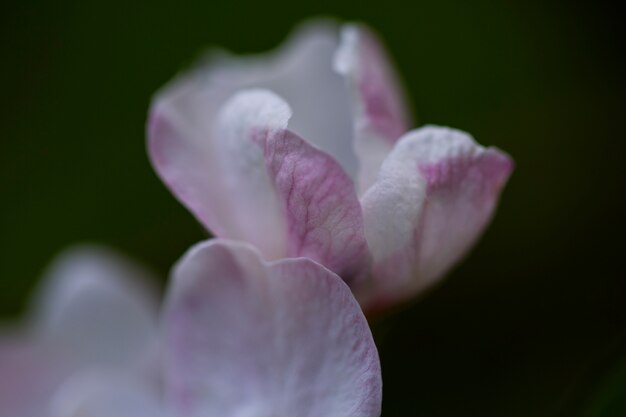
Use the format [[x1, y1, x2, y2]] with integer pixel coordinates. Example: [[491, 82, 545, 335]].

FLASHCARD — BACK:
[[164, 239, 382, 417], [360, 126, 513, 309], [334, 24, 412, 194], [148, 21, 357, 207]]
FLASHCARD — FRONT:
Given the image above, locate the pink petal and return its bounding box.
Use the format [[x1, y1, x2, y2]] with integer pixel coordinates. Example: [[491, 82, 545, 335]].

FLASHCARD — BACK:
[[334, 24, 412, 194], [0, 336, 69, 417], [30, 245, 159, 370], [164, 239, 381, 417], [360, 126, 513, 310], [148, 22, 359, 241], [215, 89, 370, 282]]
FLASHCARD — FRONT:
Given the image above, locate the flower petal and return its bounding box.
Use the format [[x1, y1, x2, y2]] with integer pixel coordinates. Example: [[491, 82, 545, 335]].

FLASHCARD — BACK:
[[213, 89, 370, 282], [164, 239, 381, 417], [50, 371, 166, 417], [30, 245, 159, 369], [334, 24, 412, 194], [360, 126, 513, 309], [0, 336, 69, 417], [1, 247, 161, 417], [148, 22, 358, 236]]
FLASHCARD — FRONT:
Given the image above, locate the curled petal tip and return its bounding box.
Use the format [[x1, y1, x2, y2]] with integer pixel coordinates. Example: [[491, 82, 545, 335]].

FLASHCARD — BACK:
[[361, 126, 513, 309]]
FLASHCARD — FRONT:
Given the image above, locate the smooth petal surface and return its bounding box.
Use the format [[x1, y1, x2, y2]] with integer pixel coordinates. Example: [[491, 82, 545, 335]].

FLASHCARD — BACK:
[[360, 126, 513, 309], [164, 240, 381, 417], [49, 371, 166, 417], [334, 24, 412, 194], [30, 245, 159, 369], [148, 21, 358, 242], [214, 89, 370, 282], [0, 336, 69, 417]]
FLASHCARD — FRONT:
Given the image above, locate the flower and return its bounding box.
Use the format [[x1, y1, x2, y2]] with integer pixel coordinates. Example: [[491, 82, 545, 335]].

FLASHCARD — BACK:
[[148, 20, 514, 311], [0, 245, 160, 417], [0, 240, 381, 416]]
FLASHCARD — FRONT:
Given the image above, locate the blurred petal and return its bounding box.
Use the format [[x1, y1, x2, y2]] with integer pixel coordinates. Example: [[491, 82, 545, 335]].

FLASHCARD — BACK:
[[334, 24, 412, 194], [148, 21, 358, 238], [0, 336, 69, 417], [50, 371, 166, 417], [165, 239, 381, 417], [30, 245, 159, 369], [213, 89, 370, 281], [360, 126, 513, 309]]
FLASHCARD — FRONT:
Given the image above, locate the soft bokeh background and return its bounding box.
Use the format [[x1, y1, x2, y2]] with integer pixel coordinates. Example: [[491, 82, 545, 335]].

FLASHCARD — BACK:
[[1, 0, 624, 415]]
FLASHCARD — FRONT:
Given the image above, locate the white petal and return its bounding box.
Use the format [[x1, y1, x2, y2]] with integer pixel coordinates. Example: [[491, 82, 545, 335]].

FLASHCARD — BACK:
[[360, 126, 513, 309], [30, 245, 159, 369], [50, 371, 166, 417], [205, 89, 291, 258], [212, 89, 370, 281], [148, 21, 357, 232], [164, 239, 381, 417]]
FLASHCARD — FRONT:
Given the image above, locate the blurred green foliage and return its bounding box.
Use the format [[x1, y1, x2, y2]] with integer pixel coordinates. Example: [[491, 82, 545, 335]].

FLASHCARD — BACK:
[[1, 0, 624, 416], [581, 356, 626, 417]]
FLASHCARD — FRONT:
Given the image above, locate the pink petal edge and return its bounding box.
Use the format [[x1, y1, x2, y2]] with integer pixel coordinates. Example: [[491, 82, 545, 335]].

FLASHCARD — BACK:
[[216, 90, 372, 284], [360, 126, 513, 310], [334, 24, 412, 194]]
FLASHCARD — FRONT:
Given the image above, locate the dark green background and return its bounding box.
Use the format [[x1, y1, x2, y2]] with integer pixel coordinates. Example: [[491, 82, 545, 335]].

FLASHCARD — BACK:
[[1, 0, 624, 415]]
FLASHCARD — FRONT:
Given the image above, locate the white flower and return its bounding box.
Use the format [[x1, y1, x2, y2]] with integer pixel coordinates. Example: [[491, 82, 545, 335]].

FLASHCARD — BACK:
[[148, 20, 513, 310]]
